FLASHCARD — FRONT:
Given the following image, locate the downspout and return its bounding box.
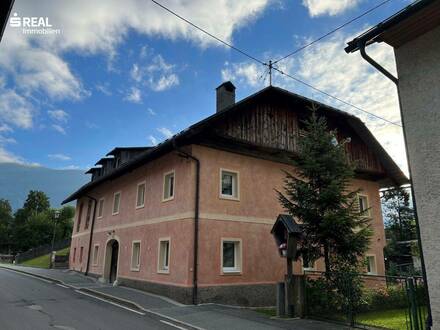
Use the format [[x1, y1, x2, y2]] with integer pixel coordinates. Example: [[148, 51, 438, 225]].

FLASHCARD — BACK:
[[358, 40, 398, 84], [358, 40, 432, 328], [85, 195, 97, 276], [172, 141, 200, 305]]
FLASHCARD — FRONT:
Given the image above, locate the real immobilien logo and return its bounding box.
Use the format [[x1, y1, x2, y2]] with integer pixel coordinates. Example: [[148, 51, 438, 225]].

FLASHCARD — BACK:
[[9, 12, 61, 35]]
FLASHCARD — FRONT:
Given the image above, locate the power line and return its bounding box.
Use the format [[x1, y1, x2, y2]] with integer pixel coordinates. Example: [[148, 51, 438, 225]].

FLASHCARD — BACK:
[[150, 0, 265, 65], [273, 0, 393, 64], [272, 66, 402, 127], [150, 0, 401, 127]]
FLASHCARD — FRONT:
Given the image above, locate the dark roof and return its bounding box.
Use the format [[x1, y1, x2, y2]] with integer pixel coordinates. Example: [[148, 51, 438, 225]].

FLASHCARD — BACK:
[[85, 167, 101, 174], [345, 0, 439, 52], [94, 157, 114, 166], [62, 85, 408, 204], [271, 214, 304, 234], [106, 147, 152, 156]]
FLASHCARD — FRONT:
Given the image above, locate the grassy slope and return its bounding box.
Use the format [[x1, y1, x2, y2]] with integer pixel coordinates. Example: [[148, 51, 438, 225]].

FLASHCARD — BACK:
[[20, 247, 70, 269]]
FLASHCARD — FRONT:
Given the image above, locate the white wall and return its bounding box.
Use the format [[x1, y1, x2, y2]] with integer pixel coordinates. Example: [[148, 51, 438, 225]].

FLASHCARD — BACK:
[[395, 25, 440, 328]]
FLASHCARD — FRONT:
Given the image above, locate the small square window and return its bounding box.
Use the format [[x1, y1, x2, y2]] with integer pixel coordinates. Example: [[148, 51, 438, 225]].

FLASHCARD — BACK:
[[112, 192, 121, 215], [222, 239, 241, 273], [93, 245, 99, 266], [136, 182, 146, 208], [97, 198, 104, 218], [131, 241, 141, 271], [302, 255, 315, 270], [366, 255, 377, 275], [220, 170, 239, 199], [158, 239, 170, 273], [163, 172, 175, 201], [358, 195, 370, 216]]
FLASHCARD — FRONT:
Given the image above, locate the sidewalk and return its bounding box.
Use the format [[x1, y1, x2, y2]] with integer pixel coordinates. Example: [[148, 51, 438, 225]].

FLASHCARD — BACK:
[[0, 264, 348, 330]]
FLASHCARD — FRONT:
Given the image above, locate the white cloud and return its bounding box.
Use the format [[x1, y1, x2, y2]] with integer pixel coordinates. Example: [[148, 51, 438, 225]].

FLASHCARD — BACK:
[[0, 89, 34, 129], [148, 135, 158, 146], [0, 124, 12, 133], [222, 32, 407, 174], [157, 127, 173, 138], [0, 146, 23, 163], [147, 108, 156, 116], [48, 153, 71, 161], [302, 0, 362, 17], [96, 83, 112, 96], [221, 61, 264, 87], [52, 124, 67, 135], [124, 87, 142, 103], [129, 54, 180, 94], [48, 109, 69, 123]]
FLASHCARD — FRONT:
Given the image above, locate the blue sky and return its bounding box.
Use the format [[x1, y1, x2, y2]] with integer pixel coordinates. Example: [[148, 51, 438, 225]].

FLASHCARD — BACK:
[[0, 0, 411, 173]]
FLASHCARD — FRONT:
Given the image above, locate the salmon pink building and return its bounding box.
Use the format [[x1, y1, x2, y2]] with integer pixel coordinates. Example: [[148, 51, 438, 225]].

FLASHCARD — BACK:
[[63, 83, 407, 306]]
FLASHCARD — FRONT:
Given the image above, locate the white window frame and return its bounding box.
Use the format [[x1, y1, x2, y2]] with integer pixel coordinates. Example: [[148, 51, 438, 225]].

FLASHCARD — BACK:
[[112, 191, 121, 215], [131, 240, 141, 272], [92, 244, 99, 266], [97, 198, 105, 219], [136, 181, 146, 209], [157, 237, 171, 274], [358, 194, 371, 217], [219, 168, 240, 201], [220, 238, 242, 274], [162, 171, 175, 202], [365, 254, 377, 275]]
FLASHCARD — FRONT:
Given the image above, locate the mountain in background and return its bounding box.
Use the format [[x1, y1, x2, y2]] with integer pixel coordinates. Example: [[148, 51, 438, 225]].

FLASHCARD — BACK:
[[0, 163, 89, 210]]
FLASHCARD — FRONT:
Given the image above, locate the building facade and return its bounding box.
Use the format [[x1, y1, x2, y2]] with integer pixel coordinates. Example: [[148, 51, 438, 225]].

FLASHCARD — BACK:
[[64, 84, 406, 306]]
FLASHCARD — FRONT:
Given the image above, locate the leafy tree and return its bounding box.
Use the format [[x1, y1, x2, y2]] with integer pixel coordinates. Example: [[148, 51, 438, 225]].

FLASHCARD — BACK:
[[382, 187, 417, 275], [277, 107, 372, 275], [22, 190, 50, 216], [0, 199, 13, 253]]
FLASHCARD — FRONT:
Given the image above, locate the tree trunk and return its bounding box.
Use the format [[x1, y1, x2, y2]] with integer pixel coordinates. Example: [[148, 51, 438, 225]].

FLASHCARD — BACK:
[[324, 242, 331, 279]]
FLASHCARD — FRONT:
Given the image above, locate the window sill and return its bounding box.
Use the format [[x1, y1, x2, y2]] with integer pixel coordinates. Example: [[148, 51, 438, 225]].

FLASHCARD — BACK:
[[221, 270, 242, 275], [135, 204, 145, 210], [130, 267, 140, 272], [219, 195, 240, 201], [97, 216, 103, 220], [157, 269, 170, 274], [162, 197, 174, 203]]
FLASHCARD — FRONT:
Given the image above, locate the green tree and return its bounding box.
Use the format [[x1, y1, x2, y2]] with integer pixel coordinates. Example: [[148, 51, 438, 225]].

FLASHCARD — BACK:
[[277, 108, 372, 274], [22, 190, 50, 216], [382, 187, 417, 275], [0, 199, 13, 253], [10, 191, 52, 252]]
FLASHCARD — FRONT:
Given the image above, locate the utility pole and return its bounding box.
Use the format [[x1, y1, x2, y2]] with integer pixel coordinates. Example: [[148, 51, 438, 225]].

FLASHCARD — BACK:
[[269, 60, 273, 86]]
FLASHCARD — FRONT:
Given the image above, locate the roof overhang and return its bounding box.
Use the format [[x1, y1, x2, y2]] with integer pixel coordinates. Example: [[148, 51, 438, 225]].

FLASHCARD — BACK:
[[345, 0, 440, 52], [62, 86, 408, 204]]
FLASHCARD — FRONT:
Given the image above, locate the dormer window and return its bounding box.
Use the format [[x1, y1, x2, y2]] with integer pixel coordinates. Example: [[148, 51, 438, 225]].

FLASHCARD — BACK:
[[114, 157, 121, 168]]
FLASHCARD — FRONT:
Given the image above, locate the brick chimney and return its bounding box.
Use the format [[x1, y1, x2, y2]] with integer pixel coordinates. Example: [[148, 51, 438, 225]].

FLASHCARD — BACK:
[[216, 81, 236, 113]]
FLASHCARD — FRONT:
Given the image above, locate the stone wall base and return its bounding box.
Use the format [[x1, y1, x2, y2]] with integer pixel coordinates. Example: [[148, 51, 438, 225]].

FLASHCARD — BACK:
[[117, 276, 276, 306]]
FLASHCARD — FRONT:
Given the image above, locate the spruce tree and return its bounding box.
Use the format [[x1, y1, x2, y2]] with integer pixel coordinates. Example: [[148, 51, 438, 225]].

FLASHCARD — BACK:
[[277, 107, 372, 275]]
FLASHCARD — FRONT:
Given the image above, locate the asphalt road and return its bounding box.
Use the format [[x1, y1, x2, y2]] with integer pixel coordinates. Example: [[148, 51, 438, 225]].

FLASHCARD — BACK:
[[0, 268, 186, 330]]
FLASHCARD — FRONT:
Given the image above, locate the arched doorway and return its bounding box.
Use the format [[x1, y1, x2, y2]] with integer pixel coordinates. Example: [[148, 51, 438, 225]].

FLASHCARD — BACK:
[[104, 239, 119, 284]]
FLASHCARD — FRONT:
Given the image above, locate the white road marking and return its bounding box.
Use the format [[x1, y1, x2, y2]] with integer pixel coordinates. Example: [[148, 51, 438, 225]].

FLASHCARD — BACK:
[[74, 290, 146, 315], [56, 284, 70, 289], [159, 320, 189, 330]]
